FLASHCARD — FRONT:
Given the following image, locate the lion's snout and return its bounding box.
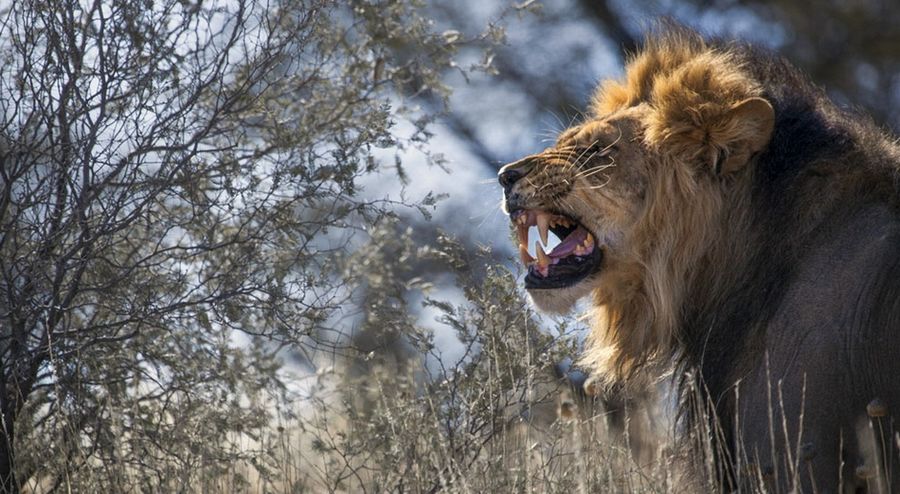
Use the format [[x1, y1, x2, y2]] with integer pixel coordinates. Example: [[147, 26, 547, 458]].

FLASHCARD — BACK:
[[498, 155, 537, 193]]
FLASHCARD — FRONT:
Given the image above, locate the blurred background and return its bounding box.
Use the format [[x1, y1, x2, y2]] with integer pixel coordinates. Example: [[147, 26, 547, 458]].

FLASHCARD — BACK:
[[2, 0, 899, 491]]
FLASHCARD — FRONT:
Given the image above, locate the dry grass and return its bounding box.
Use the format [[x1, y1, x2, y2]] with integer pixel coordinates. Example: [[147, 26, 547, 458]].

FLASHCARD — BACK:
[[20, 357, 900, 493], [17, 260, 900, 494]]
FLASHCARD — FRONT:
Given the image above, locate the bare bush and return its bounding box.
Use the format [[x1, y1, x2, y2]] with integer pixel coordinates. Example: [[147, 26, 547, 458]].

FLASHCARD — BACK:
[[0, 0, 481, 491]]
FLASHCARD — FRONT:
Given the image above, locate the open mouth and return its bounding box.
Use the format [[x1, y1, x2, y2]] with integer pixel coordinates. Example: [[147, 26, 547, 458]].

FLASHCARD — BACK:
[[511, 209, 603, 289]]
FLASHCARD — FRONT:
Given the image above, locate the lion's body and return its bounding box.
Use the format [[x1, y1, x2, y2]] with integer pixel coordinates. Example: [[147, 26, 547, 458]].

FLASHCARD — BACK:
[[500, 26, 900, 491], [726, 205, 900, 490], [666, 41, 900, 491]]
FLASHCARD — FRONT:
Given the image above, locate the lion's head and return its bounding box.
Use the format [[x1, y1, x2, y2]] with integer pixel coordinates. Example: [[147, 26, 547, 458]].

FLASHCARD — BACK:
[[499, 30, 775, 383]]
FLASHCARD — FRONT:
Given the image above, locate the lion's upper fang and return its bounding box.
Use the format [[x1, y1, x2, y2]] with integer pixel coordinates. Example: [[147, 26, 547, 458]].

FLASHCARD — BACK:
[[512, 209, 598, 277]]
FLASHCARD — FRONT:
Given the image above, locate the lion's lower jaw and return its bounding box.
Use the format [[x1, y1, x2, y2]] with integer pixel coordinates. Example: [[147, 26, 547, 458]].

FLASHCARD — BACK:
[[527, 283, 594, 314]]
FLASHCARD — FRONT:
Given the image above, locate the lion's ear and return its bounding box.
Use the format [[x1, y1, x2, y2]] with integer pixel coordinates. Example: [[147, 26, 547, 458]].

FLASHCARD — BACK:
[[715, 97, 775, 174]]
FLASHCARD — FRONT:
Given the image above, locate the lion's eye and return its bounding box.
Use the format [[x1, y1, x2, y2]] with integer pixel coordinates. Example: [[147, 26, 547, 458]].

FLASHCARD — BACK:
[[586, 143, 616, 158]]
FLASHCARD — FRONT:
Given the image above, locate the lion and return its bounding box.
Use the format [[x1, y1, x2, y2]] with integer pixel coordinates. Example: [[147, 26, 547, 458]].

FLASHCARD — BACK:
[[499, 25, 900, 492]]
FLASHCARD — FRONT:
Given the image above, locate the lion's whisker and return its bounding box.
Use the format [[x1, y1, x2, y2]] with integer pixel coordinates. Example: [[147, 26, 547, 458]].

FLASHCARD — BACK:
[[549, 111, 569, 135], [572, 140, 601, 165], [575, 159, 616, 173], [470, 201, 506, 230], [573, 149, 604, 172], [574, 162, 616, 180], [573, 129, 622, 171], [576, 177, 612, 190], [559, 142, 601, 175]]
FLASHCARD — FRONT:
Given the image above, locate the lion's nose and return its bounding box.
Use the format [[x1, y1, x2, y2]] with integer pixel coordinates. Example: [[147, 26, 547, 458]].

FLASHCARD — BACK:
[[498, 156, 536, 192], [498, 167, 523, 190]]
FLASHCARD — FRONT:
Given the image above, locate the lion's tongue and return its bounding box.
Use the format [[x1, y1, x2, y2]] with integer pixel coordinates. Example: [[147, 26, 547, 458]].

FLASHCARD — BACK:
[[549, 226, 590, 258]]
